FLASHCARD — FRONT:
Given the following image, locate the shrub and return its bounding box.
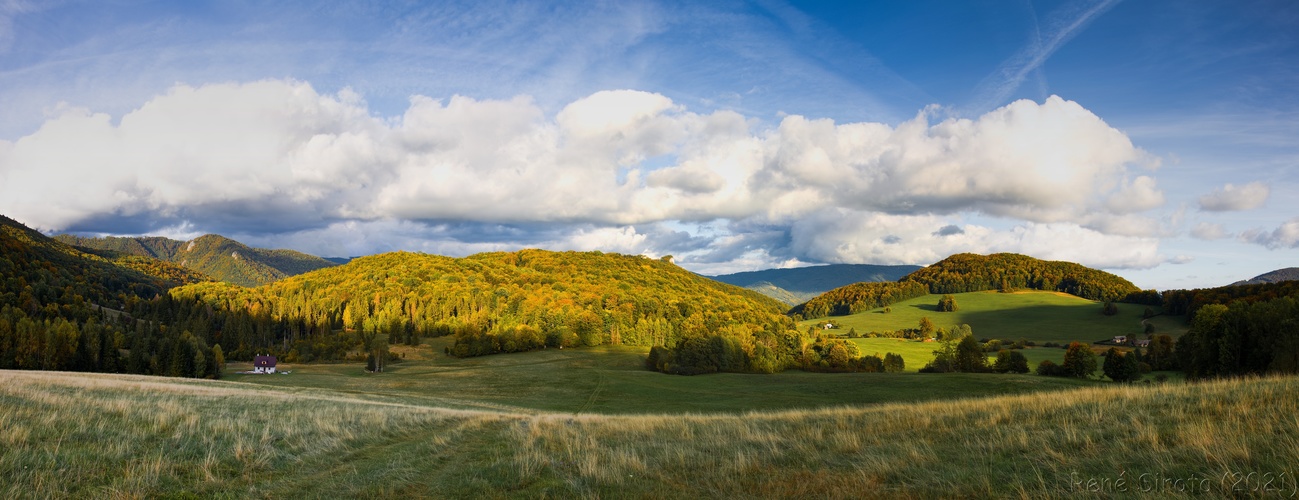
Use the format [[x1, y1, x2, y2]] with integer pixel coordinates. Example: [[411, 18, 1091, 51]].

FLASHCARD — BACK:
[[1036, 359, 1065, 376], [882, 352, 905, 373], [1063, 342, 1098, 378], [937, 294, 958, 312], [994, 350, 1030, 374]]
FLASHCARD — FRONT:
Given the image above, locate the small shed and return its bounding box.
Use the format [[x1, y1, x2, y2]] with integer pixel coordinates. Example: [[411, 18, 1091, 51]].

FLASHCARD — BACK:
[[253, 355, 278, 374]]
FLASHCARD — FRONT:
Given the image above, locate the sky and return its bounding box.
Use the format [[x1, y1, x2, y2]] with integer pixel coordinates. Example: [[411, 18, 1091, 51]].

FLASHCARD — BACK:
[[0, 0, 1296, 290]]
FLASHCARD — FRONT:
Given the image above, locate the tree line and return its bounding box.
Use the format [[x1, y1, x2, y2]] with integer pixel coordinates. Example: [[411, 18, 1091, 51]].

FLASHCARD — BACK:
[[790, 281, 929, 319], [901, 253, 1148, 303]]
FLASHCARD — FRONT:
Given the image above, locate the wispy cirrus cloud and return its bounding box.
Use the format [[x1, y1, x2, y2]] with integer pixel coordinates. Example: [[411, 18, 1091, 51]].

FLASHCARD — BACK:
[[965, 0, 1122, 115]]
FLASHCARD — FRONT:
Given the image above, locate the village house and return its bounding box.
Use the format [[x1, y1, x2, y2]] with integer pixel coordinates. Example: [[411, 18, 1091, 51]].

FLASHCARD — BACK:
[[1112, 335, 1127, 344], [253, 355, 278, 374]]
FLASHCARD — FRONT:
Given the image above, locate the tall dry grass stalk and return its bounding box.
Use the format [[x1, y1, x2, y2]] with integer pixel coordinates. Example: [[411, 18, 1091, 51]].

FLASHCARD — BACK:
[[2, 369, 1296, 498]]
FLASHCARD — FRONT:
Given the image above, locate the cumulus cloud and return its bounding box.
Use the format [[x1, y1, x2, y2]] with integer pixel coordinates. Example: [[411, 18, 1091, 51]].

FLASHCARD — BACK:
[[1190, 222, 1230, 241], [0, 79, 1171, 270], [1198, 182, 1270, 212], [783, 209, 1163, 270], [1242, 218, 1299, 249]]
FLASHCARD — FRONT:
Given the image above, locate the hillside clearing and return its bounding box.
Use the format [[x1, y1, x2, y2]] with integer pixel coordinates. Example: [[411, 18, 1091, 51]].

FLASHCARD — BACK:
[[801, 290, 1185, 343]]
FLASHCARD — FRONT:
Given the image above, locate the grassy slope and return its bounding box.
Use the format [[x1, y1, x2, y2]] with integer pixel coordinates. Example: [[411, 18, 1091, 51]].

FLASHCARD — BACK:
[[802, 290, 1188, 344], [4, 369, 1295, 498]]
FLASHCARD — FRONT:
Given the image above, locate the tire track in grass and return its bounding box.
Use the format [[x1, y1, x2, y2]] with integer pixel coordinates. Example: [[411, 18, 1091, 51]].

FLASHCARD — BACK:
[[576, 371, 607, 414]]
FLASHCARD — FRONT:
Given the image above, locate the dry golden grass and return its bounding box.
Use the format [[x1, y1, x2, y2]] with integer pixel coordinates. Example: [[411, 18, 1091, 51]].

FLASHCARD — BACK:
[[2, 369, 1296, 498]]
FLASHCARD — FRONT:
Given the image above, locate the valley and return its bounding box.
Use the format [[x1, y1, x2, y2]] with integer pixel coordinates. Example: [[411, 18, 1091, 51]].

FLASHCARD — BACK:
[[1, 213, 1296, 497]]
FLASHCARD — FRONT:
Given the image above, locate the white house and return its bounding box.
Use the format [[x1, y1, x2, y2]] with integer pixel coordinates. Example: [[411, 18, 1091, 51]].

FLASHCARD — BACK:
[[253, 355, 278, 374]]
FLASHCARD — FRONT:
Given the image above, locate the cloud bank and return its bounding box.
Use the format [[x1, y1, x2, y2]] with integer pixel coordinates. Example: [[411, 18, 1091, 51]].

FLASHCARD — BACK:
[[0, 79, 1169, 271]]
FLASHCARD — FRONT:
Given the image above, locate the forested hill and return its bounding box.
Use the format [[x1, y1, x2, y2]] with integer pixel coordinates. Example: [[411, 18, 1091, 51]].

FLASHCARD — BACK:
[[172, 250, 790, 344], [901, 253, 1143, 302], [1231, 268, 1299, 286], [1, 215, 226, 378], [708, 264, 922, 305], [55, 234, 336, 287], [1, 215, 173, 308]]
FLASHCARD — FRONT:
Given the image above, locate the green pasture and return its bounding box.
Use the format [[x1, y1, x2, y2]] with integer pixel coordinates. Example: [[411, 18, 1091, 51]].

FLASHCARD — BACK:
[[227, 335, 1100, 414], [802, 290, 1187, 344]]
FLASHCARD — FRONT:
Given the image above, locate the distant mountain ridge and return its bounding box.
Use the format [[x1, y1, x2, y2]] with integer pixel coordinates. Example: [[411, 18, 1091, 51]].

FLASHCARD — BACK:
[[708, 264, 923, 305], [1231, 268, 1299, 286], [54, 234, 336, 287]]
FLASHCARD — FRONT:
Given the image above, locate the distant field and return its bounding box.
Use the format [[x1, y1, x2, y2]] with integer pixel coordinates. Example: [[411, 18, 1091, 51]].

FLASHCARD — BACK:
[[801, 290, 1187, 344], [849, 337, 1053, 372], [3, 369, 1293, 498], [227, 336, 1099, 414]]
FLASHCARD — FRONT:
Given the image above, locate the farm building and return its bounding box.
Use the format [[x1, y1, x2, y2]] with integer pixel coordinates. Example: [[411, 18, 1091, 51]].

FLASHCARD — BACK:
[[253, 355, 278, 374], [1112, 335, 1127, 344]]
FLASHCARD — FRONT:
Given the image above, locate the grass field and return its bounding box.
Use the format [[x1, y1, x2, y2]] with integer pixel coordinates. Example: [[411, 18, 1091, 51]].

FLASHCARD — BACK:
[[225, 336, 1099, 414], [3, 369, 1294, 498], [801, 290, 1189, 344]]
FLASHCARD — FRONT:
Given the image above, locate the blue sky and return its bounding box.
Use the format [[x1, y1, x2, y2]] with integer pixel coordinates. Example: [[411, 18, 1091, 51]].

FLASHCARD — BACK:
[[1, 0, 1296, 290]]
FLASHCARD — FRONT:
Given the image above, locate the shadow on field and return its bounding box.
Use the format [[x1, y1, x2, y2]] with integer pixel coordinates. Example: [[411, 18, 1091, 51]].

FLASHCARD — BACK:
[[909, 303, 939, 312], [951, 304, 1143, 343]]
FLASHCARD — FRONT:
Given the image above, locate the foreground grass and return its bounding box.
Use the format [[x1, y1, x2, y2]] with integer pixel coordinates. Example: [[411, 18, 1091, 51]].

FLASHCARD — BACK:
[[3, 370, 1296, 498]]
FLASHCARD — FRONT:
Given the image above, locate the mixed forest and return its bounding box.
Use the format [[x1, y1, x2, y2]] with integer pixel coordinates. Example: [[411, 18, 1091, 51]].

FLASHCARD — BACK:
[[55, 234, 336, 287], [2, 212, 1298, 381]]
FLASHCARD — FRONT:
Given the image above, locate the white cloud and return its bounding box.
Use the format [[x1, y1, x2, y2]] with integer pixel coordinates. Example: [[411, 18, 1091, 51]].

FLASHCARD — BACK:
[[783, 209, 1164, 270], [1190, 222, 1230, 241], [1198, 182, 1270, 212], [0, 80, 1173, 269], [1242, 218, 1299, 249], [1105, 176, 1165, 214]]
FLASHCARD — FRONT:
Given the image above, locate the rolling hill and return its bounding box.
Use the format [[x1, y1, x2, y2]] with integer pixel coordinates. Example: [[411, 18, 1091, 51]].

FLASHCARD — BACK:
[[168, 250, 803, 370], [55, 233, 336, 287], [0, 214, 225, 377], [708, 263, 921, 305], [900, 252, 1142, 302], [0, 215, 172, 307], [1232, 267, 1299, 286]]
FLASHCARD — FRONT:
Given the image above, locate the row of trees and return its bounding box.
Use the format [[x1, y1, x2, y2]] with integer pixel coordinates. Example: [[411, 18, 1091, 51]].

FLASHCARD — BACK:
[[645, 329, 908, 375], [1176, 297, 1299, 378]]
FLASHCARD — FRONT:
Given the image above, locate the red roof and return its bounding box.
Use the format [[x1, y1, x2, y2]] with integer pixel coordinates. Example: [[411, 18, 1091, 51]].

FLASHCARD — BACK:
[[254, 355, 277, 367]]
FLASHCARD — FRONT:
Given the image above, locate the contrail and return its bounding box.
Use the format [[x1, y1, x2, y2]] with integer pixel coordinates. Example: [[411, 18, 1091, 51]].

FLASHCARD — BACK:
[[966, 0, 1122, 115]]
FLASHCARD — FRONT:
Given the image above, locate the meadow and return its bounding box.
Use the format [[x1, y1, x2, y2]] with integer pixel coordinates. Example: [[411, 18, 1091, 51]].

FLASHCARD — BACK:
[[801, 290, 1188, 344], [3, 369, 1295, 498], [224, 336, 1098, 414]]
